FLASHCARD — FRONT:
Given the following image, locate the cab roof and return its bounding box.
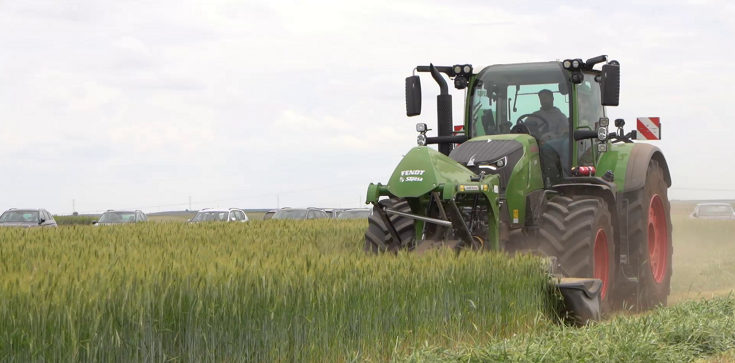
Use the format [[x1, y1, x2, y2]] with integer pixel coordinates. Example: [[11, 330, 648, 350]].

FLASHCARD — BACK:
[[473, 61, 578, 95]]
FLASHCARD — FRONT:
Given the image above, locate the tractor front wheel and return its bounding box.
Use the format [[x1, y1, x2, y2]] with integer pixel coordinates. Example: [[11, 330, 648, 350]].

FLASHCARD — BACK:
[[364, 197, 415, 253], [537, 195, 615, 314]]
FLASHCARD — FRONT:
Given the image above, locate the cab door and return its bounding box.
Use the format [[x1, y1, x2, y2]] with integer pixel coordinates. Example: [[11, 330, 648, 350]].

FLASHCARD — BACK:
[[573, 73, 606, 169]]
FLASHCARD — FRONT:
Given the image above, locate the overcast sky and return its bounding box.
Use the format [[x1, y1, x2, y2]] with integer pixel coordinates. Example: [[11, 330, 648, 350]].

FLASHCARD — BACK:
[[0, 0, 733, 215]]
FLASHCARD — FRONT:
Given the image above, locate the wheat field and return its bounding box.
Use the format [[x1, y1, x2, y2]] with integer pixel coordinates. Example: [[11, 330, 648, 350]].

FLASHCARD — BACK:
[[4, 201, 735, 362], [0, 220, 556, 362]]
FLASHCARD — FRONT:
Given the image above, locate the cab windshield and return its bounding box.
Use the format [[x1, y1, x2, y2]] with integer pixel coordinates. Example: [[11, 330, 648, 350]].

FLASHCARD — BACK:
[[469, 62, 571, 141]]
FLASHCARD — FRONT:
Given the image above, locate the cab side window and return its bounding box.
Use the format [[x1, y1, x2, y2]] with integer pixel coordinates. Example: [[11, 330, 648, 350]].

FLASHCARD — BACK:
[[576, 74, 605, 166]]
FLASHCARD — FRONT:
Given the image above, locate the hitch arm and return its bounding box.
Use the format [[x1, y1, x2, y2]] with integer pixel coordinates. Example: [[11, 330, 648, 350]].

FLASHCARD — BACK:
[[446, 200, 475, 248], [372, 202, 401, 248]]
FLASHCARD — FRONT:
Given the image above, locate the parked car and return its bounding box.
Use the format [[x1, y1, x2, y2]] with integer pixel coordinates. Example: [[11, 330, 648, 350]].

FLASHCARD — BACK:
[[188, 208, 249, 223], [336, 208, 373, 219], [93, 210, 149, 225], [324, 208, 348, 218], [263, 210, 277, 220], [690, 203, 735, 220], [0, 208, 57, 228], [270, 207, 329, 220]]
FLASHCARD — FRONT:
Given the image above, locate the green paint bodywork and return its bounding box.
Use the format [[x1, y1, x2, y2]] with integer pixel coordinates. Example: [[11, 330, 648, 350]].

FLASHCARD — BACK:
[[465, 134, 544, 227], [385, 146, 473, 198], [596, 143, 633, 193]]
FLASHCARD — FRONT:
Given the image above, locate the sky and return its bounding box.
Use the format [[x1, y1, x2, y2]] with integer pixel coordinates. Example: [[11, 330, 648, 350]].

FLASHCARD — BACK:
[[0, 0, 734, 215]]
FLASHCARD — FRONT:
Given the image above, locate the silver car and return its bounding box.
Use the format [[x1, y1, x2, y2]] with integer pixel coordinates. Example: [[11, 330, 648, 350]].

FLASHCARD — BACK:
[[336, 208, 373, 219], [93, 210, 149, 226], [188, 208, 249, 223], [271, 208, 329, 220], [690, 203, 735, 220], [0, 208, 57, 228]]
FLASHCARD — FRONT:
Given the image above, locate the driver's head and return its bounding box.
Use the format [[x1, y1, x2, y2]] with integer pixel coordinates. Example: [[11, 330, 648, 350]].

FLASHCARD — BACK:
[[538, 89, 554, 111]]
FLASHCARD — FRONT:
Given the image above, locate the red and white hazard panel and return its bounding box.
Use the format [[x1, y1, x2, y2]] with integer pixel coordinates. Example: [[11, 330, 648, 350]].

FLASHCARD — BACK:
[[453, 125, 464, 135], [636, 117, 661, 140]]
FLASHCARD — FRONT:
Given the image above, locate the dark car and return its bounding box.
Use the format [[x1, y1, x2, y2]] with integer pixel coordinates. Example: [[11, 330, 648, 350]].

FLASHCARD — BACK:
[[93, 210, 149, 226], [0, 208, 58, 228], [336, 208, 373, 219], [690, 203, 735, 220], [271, 208, 329, 220]]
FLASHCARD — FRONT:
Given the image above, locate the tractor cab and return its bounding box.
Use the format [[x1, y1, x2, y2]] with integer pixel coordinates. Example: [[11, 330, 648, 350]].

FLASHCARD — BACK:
[[408, 56, 624, 188], [465, 61, 605, 186]]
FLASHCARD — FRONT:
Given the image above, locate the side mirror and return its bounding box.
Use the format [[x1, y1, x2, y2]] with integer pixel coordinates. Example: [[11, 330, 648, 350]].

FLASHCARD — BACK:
[[600, 62, 620, 106], [39, 218, 45, 224], [231, 217, 236, 221], [405, 75, 422, 117], [92, 220, 98, 224]]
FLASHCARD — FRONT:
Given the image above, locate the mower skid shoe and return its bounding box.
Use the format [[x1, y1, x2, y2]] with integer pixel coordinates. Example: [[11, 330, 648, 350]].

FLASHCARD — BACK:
[[556, 278, 602, 326]]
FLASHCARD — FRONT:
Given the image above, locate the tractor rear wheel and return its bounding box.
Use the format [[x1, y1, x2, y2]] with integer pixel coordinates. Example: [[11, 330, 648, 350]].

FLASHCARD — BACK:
[[537, 195, 615, 314], [364, 197, 415, 253], [616, 159, 673, 311]]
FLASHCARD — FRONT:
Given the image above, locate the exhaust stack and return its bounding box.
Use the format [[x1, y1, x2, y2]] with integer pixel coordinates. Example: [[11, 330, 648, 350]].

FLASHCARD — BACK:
[[430, 64, 453, 156]]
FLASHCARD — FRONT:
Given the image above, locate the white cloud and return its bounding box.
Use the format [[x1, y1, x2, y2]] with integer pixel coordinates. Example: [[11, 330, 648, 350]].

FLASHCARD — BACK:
[[259, 110, 408, 153], [0, 0, 733, 213]]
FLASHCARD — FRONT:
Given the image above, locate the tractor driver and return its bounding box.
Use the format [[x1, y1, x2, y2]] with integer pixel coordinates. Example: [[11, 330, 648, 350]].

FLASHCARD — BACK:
[[525, 89, 571, 184], [530, 89, 569, 139]]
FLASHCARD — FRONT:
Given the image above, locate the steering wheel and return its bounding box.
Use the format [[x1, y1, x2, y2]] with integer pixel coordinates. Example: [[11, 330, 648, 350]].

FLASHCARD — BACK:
[[516, 113, 551, 133]]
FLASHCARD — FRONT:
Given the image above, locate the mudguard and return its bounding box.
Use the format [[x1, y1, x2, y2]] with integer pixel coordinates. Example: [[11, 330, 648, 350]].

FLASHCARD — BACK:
[[556, 278, 602, 325], [624, 143, 672, 192]]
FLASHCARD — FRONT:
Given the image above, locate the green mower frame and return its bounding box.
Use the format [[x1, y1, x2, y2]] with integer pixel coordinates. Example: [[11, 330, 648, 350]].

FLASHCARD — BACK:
[[364, 56, 672, 324]]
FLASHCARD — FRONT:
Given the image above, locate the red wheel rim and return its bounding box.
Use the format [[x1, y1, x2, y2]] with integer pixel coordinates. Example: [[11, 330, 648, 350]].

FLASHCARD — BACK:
[[648, 195, 668, 283], [594, 229, 609, 299]]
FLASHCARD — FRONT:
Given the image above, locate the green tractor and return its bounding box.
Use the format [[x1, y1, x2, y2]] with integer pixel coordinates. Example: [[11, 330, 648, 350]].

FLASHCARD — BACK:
[[364, 56, 672, 323]]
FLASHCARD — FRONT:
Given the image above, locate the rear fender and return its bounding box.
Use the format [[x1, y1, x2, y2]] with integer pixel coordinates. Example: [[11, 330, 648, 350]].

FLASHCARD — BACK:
[[624, 143, 672, 192]]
